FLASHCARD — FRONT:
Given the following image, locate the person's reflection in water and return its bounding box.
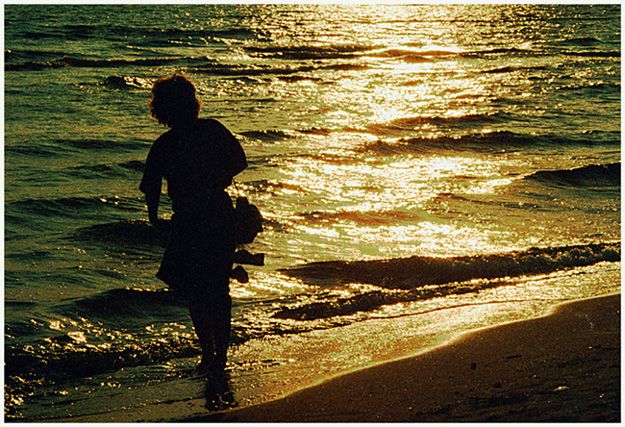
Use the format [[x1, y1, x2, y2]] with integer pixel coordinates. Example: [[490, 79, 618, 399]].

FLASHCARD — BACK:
[[140, 73, 247, 380]]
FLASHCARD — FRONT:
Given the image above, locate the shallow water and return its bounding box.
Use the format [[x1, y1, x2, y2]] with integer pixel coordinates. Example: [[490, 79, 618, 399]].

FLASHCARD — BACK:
[[4, 4, 621, 421]]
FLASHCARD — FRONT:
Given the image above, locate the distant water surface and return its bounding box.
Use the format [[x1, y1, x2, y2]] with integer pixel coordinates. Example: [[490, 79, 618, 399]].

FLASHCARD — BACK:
[[4, 4, 620, 421]]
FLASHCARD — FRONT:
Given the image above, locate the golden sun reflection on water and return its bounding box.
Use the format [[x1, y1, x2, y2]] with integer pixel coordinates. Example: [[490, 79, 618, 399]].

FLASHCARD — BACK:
[[269, 145, 519, 261]]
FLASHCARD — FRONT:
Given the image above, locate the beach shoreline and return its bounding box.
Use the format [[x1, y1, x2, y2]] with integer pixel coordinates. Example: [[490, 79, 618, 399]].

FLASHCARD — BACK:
[[189, 293, 620, 422]]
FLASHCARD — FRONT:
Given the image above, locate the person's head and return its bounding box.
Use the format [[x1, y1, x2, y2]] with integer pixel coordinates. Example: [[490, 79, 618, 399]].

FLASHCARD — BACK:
[[149, 73, 202, 128]]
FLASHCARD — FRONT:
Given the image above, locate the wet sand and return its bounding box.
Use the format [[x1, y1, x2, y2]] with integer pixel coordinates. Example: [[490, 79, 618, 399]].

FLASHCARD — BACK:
[[195, 294, 620, 422]]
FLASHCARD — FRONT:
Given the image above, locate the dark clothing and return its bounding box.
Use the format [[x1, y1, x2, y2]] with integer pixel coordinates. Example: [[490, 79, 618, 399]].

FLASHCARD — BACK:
[[140, 118, 247, 214], [140, 118, 247, 295]]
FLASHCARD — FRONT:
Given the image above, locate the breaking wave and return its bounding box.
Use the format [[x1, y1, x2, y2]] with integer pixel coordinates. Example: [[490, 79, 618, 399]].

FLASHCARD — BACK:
[[239, 129, 291, 142], [282, 243, 620, 289], [99, 75, 153, 90], [525, 162, 620, 188], [360, 130, 620, 154], [360, 113, 513, 136]]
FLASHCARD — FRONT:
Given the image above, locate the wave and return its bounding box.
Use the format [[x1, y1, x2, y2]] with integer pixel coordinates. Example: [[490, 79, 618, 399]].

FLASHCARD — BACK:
[[282, 243, 620, 289], [563, 50, 620, 58], [6, 55, 214, 71], [369, 48, 460, 62], [5, 48, 67, 62], [369, 49, 433, 63], [58, 160, 145, 179], [6, 138, 146, 158], [277, 75, 323, 83], [390, 112, 510, 127], [19, 24, 120, 41], [297, 127, 333, 136], [230, 127, 332, 142], [239, 129, 291, 142], [4, 287, 254, 384], [5, 329, 199, 382], [63, 138, 146, 151], [5, 326, 200, 420], [118, 159, 145, 172], [557, 82, 620, 94], [193, 62, 368, 77], [244, 43, 377, 60], [298, 209, 422, 226], [461, 47, 533, 57], [75, 219, 171, 247], [128, 25, 256, 41], [242, 179, 306, 194], [11, 45, 604, 75], [360, 112, 513, 136], [62, 288, 187, 319], [18, 23, 256, 43], [99, 75, 153, 90], [462, 46, 619, 59], [411, 49, 460, 57], [8, 196, 143, 218], [274, 279, 526, 322], [5, 326, 215, 419], [7, 51, 369, 75], [525, 163, 620, 188], [322, 63, 369, 71], [296, 152, 357, 165], [5, 145, 65, 158], [359, 130, 620, 154], [63, 164, 123, 178], [557, 36, 602, 46], [480, 65, 549, 74]]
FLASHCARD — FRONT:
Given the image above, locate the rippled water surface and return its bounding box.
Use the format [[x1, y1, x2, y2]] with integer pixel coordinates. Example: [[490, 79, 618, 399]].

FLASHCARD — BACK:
[[4, 4, 620, 421]]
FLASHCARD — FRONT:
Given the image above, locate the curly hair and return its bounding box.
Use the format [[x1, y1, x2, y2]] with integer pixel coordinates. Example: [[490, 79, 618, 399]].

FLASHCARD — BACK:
[[149, 73, 202, 128]]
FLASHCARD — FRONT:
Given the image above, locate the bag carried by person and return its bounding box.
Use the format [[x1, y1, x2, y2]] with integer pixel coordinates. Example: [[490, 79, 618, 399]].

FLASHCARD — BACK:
[[234, 195, 263, 245], [230, 181, 264, 283]]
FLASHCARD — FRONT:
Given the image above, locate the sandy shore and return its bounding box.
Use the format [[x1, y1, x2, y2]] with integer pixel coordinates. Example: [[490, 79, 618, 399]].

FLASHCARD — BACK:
[[192, 294, 620, 422]]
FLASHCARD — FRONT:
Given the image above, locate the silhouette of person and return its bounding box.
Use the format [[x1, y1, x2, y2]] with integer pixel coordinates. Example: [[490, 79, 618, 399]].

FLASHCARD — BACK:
[[140, 73, 247, 377]]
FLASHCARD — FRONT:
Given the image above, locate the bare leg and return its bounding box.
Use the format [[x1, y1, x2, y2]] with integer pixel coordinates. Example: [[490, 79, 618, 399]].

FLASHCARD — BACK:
[[189, 286, 231, 373], [189, 298, 215, 366], [212, 293, 232, 371]]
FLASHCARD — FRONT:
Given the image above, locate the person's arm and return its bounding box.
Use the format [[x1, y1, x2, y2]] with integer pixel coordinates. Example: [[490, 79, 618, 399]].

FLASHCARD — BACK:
[[139, 139, 163, 226], [146, 192, 160, 226]]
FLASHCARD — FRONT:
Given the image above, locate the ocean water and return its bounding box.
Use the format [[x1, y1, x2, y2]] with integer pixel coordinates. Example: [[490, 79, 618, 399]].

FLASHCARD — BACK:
[[4, 4, 621, 421]]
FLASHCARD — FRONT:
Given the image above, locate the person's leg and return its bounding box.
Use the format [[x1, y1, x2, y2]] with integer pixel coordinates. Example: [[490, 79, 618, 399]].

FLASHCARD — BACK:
[[194, 221, 234, 374], [212, 291, 232, 372], [208, 241, 234, 373], [188, 297, 215, 367], [189, 273, 231, 373]]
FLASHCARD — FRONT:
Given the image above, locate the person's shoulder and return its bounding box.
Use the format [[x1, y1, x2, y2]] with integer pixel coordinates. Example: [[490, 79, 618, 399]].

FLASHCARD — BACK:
[[196, 117, 228, 132], [155, 128, 175, 143], [150, 128, 175, 153], [195, 118, 236, 144]]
